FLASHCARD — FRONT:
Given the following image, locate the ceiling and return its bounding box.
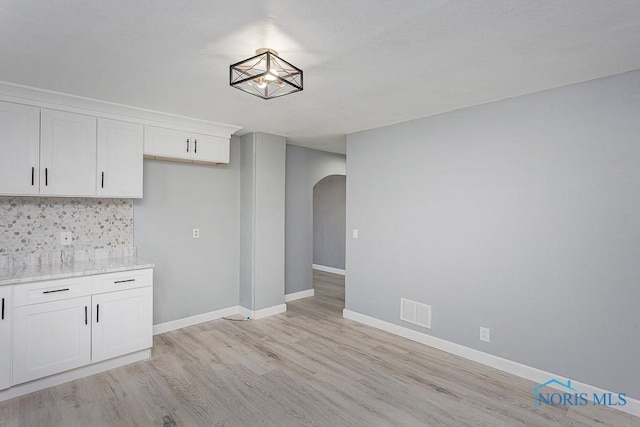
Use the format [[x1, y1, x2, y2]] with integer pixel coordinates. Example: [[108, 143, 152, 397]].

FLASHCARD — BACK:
[[1, 1, 639, 154]]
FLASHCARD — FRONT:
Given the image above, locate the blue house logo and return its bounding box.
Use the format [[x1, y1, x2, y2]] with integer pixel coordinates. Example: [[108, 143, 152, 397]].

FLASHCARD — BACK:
[[532, 379, 577, 408], [531, 378, 626, 408]]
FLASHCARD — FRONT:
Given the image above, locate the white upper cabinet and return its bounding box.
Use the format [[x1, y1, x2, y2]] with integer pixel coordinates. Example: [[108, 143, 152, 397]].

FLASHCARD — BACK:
[[0, 101, 40, 195], [192, 133, 230, 164], [144, 125, 230, 165], [144, 126, 191, 160], [97, 119, 144, 198], [40, 109, 97, 197], [0, 83, 239, 197]]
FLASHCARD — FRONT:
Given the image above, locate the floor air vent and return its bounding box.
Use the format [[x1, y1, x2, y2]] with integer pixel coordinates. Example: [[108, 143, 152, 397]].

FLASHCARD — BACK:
[[400, 298, 431, 329]]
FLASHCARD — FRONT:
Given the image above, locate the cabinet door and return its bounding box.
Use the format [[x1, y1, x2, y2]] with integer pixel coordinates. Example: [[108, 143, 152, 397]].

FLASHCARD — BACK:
[[92, 287, 152, 363], [96, 119, 143, 198], [0, 102, 40, 195], [191, 133, 230, 164], [40, 109, 96, 196], [13, 296, 91, 385], [144, 126, 191, 160], [0, 287, 11, 390]]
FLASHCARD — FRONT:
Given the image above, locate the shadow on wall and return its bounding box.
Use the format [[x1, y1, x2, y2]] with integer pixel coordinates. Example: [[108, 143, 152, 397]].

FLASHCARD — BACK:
[[313, 174, 346, 271]]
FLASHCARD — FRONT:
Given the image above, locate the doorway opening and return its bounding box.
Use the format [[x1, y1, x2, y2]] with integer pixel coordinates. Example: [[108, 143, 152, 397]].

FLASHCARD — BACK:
[[312, 174, 346, 307]]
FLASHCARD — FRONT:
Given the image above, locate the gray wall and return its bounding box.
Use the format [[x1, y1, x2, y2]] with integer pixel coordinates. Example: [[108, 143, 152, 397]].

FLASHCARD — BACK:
[[240, 133, 286, 311], [285, 145, 346, 294], [134, 138, 240, 324], [346, 70, 640, 399], [313, 175, 346, 269]]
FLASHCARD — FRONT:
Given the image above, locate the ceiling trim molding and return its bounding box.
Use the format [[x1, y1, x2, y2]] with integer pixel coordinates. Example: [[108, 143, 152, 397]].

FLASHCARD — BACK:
[[0, 80, 242, 138]]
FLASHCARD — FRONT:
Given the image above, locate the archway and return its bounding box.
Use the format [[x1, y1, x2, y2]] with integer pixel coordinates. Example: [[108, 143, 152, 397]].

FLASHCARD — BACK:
[[312, 175, 346, 275]]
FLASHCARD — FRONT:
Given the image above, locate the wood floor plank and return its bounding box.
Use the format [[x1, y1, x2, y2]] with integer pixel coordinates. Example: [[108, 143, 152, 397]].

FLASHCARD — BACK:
[[0, 270, 636, 426]]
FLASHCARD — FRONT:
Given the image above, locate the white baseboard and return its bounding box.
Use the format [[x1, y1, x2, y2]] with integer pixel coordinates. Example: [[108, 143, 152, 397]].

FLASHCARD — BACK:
[[0, 350, 151, 403], [285, 289, 315, 302], [239, 303, 288, 320], [312, 264, 346, 275], [343, 309, 640, 417], [153, 306, 241, 335], [154, 303, 288, 335]]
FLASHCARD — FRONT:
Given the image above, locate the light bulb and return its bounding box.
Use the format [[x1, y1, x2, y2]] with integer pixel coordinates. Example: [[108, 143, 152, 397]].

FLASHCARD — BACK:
[[256, 80, 267, 89], [264, 73, 277, 82]]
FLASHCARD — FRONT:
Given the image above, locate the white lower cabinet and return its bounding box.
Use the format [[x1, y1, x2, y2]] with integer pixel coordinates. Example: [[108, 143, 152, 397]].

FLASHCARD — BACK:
[[6, 268, 153, 390], [92, 287, 152, 363], [13, 296, 92, 384], [0, 287, 11, 390]]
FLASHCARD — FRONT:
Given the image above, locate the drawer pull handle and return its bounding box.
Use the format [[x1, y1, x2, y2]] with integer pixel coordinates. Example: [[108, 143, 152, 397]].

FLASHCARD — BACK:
[[84, 306, 88, 325], [96, 304, 100, 323], [43, 288, 70, 294], [1, 298, 4, 320], [31, 167, 35, 186], [114, 279, 135, 284]]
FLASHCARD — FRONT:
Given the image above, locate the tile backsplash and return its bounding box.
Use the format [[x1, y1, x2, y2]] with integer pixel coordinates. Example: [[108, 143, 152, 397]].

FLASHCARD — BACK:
[[0, 197, 134, 267]]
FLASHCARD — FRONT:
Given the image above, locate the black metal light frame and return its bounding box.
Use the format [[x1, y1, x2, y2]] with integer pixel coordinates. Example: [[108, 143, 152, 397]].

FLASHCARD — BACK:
[[229, 50, 303, 100]]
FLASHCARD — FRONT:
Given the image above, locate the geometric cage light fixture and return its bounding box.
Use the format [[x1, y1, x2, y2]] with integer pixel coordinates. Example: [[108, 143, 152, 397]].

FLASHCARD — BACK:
[[230, 48, 303, 100]]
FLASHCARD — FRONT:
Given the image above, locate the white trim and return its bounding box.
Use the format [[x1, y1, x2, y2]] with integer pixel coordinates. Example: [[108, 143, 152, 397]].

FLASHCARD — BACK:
[[0, 350, 150, 403], [312, 264, 346, 275], [153, 306, 241, 335], [342, 309, 640, 417], [238, 306, 253, 319], [0, 80, 241, 137], [253, 303, 287, 319], [285, 289, 315, 302], [239, 303, 288, 320], [154, 303, 288, 334]]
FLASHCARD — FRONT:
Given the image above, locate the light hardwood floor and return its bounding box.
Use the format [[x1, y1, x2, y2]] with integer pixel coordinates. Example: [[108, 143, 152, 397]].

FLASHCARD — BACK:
[[0, 270, 637, 426]]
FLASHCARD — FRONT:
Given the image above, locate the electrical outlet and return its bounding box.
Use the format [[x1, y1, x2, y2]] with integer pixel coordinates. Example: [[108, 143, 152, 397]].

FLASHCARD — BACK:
[[192, 228, 200, 238], [60, 232, 72, 246], [480, 327, 491, 343]]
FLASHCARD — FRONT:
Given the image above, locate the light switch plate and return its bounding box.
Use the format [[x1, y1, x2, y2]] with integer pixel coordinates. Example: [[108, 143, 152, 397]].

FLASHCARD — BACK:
[[352, 229, 359, 239], [193, 228, 200, 238]]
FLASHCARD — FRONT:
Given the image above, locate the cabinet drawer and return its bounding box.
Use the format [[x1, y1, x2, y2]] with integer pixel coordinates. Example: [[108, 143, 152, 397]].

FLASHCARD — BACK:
[[92, 269, 152, 295], [14, 277, 92, 307]]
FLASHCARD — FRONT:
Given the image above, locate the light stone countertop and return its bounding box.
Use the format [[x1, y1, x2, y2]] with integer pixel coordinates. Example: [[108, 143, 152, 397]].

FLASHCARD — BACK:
[[0, 256, 155, 286]]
